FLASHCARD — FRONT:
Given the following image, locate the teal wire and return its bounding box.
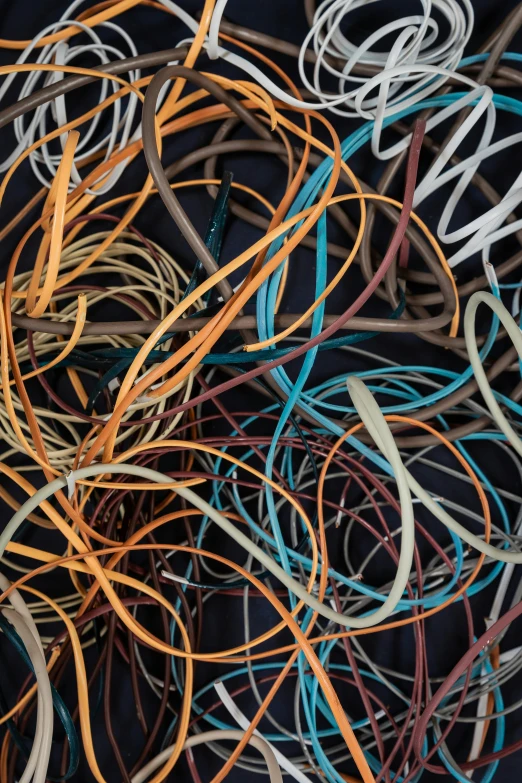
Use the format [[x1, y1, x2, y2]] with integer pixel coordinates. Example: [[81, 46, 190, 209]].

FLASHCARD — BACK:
[[0, 614, 79, 780]]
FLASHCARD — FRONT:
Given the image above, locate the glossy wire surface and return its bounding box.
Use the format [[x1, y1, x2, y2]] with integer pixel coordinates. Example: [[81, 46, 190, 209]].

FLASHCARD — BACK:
[[0, 1, 522, 782]]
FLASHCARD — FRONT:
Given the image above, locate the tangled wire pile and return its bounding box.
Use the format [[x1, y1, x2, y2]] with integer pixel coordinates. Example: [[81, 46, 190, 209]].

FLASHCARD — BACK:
[[2, 0, 522, 780]]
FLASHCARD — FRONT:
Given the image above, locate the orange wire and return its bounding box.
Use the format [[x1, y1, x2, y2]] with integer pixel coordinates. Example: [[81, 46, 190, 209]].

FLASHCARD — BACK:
[[0, 13, 484, 780]]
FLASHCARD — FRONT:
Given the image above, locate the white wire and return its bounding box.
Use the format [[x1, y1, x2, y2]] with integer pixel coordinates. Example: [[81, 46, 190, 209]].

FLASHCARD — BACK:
[[0, 0, 140, 193], [2, 611, 53, 783], [0, 463, 412, 629], [174, 1, 521, 269], [130, 730, 283, 783], [0, 573, 53, 783], [3, 0, 517, 268], [347, 375, 522, 564], [214, 680, 314, 783], [297, 0, 473, 117], [465, 291, 522, 459]]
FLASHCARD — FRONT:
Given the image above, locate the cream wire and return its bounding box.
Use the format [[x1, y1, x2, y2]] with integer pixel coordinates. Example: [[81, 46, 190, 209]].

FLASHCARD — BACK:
[[0, 6, 512, 776], [131, 730, 283, 783], [0, 572, 53, 783], [346, 374, 522, 563], [0, 609, 53, 783], [465, 290, 522, 461]]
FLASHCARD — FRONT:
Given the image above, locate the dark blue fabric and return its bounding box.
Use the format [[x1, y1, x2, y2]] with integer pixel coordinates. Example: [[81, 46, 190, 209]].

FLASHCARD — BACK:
[[0, 1, 521, 781]]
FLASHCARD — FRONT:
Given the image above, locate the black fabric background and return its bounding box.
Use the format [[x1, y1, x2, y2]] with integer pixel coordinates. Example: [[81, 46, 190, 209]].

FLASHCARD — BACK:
[[1, 1, 522, 780]]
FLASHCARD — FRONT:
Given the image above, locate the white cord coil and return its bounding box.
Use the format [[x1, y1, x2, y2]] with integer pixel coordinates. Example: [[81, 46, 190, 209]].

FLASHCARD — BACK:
[[0, 0, 141, 194], [297, 0, 473, 117]]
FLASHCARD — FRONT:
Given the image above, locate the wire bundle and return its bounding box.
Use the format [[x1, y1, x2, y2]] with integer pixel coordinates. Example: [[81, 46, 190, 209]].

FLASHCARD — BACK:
[[0, 1, 522, 781]]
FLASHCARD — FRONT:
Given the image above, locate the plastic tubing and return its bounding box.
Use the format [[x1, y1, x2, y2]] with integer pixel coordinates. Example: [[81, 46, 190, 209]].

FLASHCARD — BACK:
[[131, 730, 283, 783], [1, 4, 522, 781]]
